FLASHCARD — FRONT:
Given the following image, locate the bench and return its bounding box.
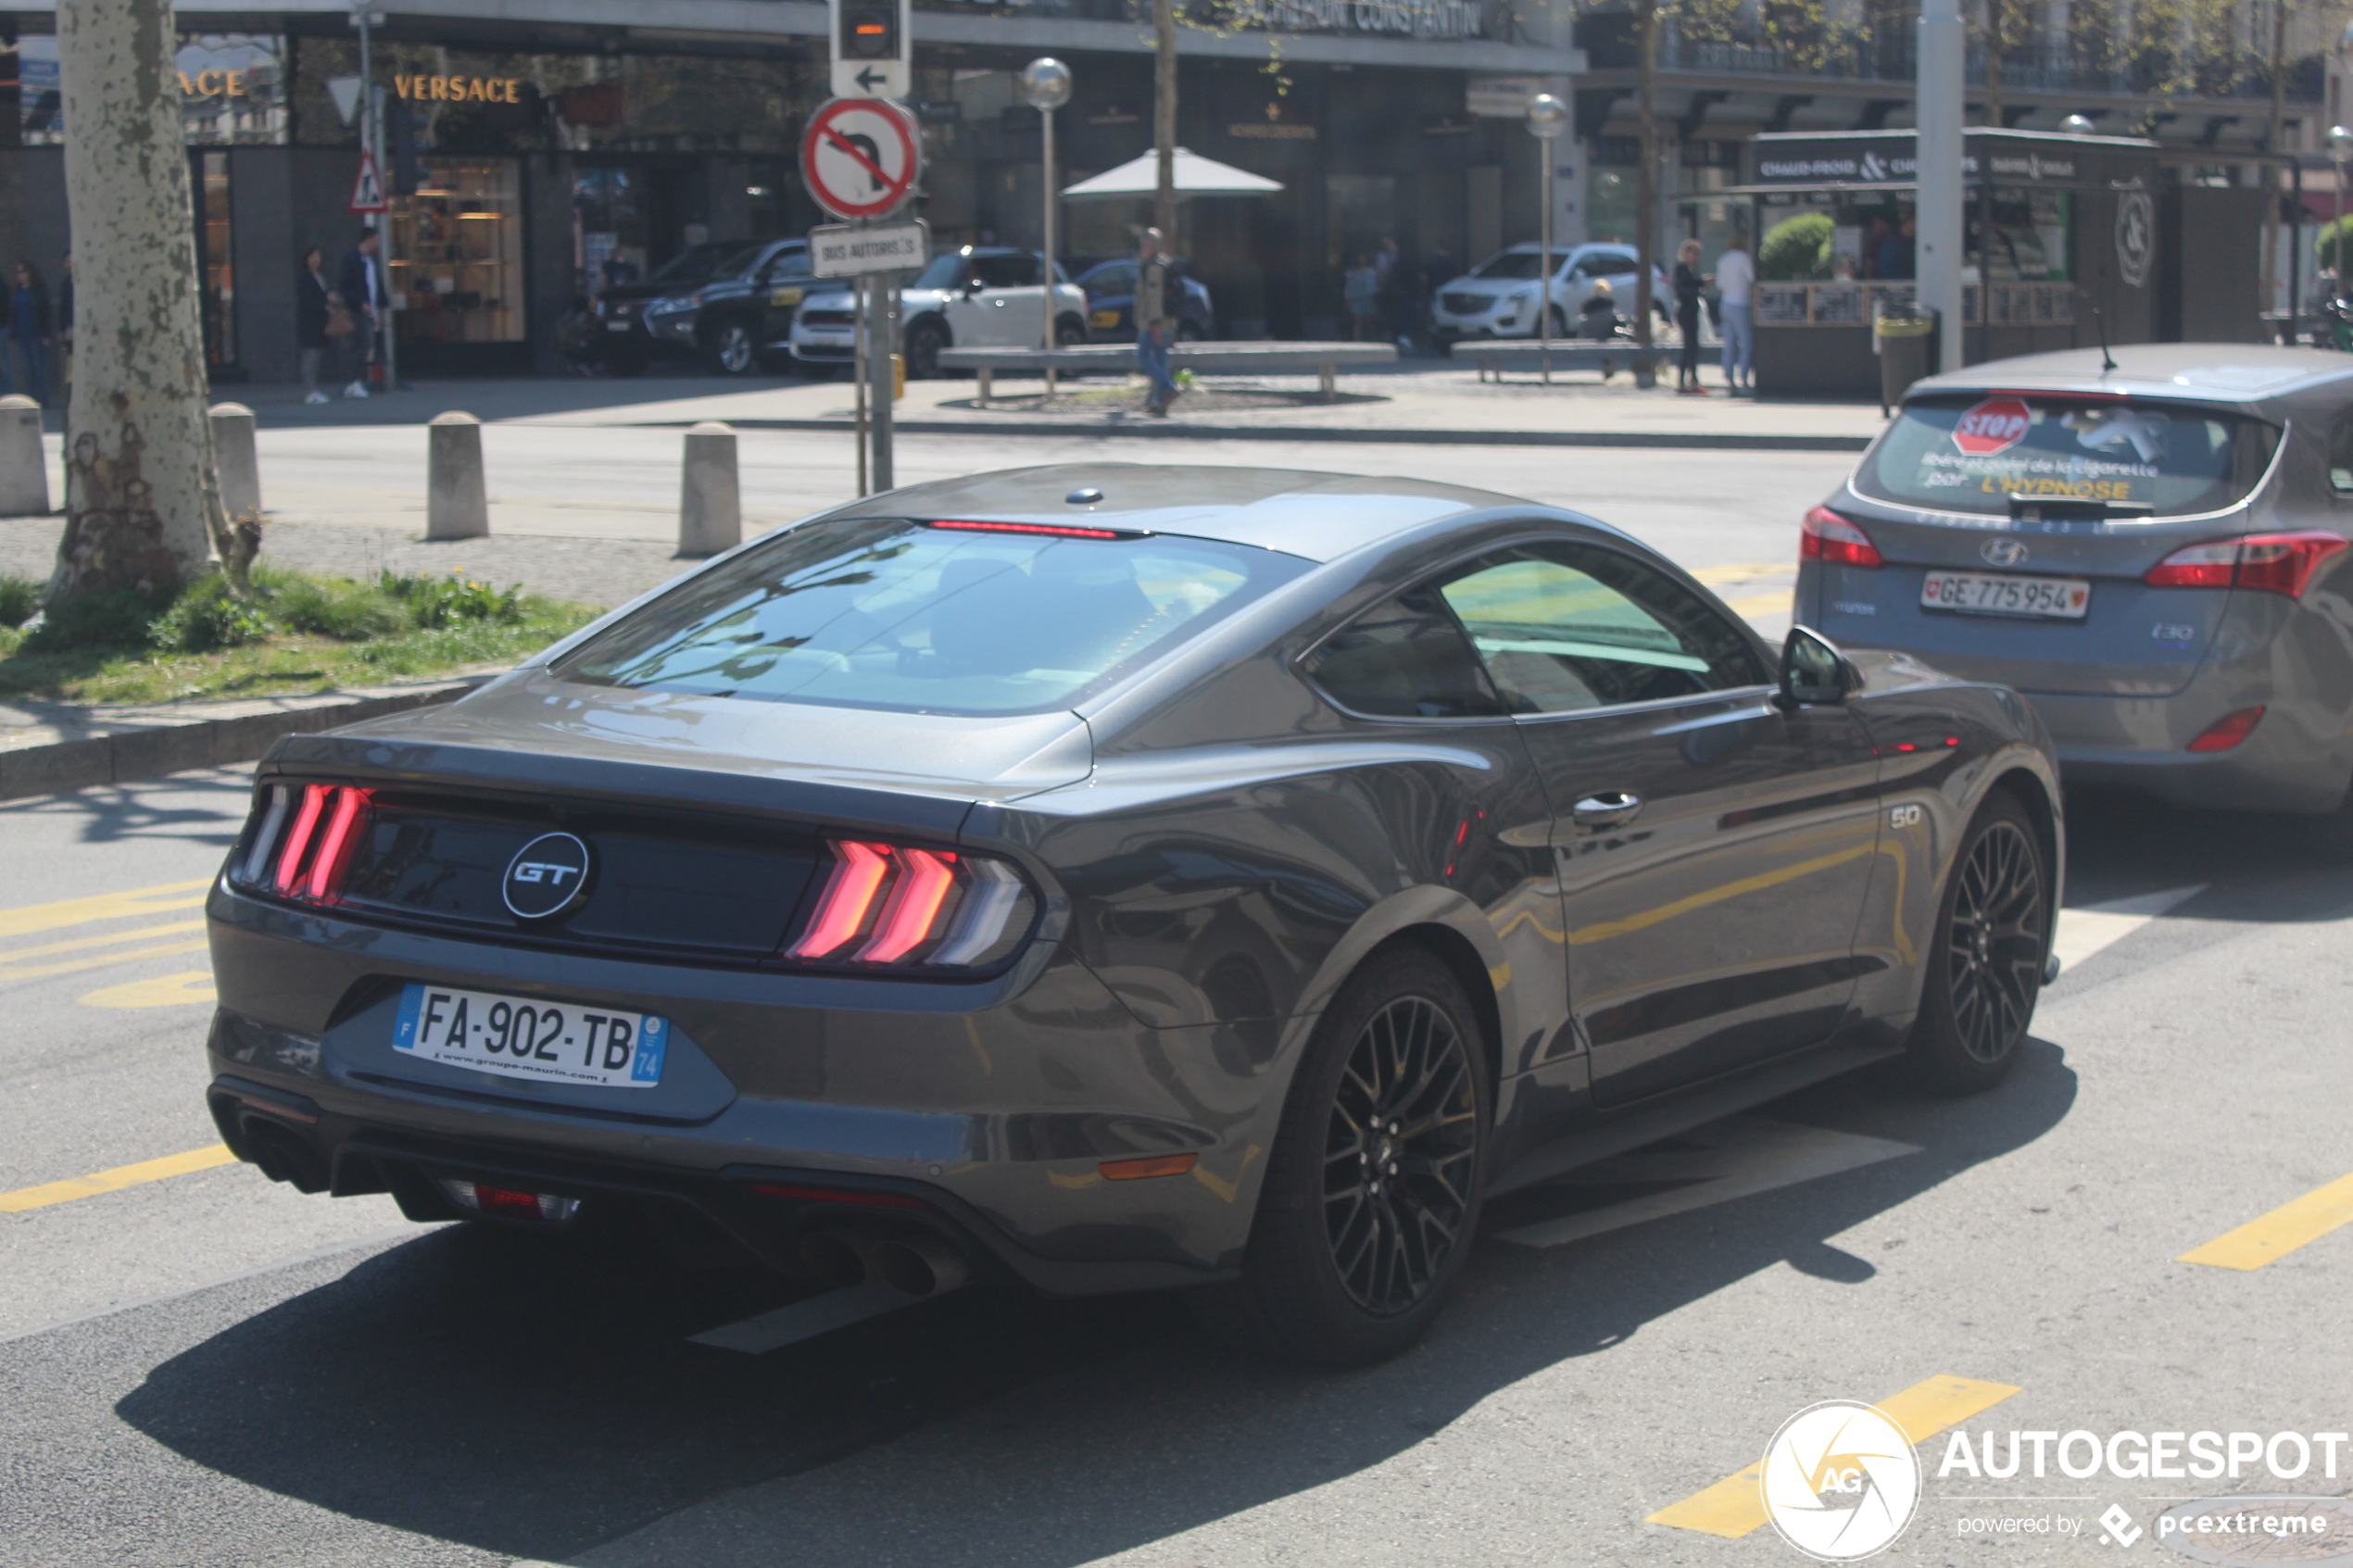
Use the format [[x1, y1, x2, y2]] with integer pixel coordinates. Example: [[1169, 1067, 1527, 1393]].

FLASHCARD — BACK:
[[937, 342, 1399, 404], [1449, 339, 1719, 387]]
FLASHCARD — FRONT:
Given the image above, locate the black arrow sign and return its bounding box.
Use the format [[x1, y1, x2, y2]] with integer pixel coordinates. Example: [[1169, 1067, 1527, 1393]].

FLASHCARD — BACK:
[[855, 66, 891, 92]]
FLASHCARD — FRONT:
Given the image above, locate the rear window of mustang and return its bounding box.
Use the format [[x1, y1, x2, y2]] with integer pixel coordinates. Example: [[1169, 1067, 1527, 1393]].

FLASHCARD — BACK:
[[553, 517, 1311, 716], [1856, 395, 2280, 518]]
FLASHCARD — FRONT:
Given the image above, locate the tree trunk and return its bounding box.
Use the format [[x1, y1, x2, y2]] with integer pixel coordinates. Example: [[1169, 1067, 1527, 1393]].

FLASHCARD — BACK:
[[1153, 0, 1178, 255], [49, 0, 230, 607], [1634, 0, 1658, 349]]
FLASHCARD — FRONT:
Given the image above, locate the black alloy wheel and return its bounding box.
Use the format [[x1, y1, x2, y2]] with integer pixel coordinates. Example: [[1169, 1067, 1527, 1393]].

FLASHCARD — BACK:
[[1322, 995, 1479, 1314], [1907, 792, 2047, 1094], [712, 320, 757, 376], [1056, 317, 1088, 347], [1189, 946, 1490, 1366], [905, 319, 946, 379]]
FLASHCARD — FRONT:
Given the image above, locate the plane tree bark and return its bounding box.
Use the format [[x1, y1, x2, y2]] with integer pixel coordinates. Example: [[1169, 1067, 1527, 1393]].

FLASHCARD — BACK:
[[48, 0, 237, 606]]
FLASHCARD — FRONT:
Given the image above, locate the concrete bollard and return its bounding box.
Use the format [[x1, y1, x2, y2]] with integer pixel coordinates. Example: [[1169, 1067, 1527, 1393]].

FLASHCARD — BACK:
[[678, 420, 741, 558], [426, 411, 490, 541], [209, 402, 261, 521], [0, 395, 48, 518]]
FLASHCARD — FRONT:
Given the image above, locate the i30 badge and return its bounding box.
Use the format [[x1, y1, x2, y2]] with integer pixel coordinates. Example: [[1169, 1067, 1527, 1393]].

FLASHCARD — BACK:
[[502, 833, 592, 921], [1980, 537, 2030, 567]]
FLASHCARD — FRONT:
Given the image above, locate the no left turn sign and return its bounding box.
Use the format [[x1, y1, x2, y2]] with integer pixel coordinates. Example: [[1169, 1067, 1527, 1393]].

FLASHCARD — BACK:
[[801, 97, 922, 221]]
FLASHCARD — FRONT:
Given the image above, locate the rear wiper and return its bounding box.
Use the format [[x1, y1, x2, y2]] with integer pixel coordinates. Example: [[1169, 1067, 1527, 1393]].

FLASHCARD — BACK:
[[2007, 494, 2155, 523]]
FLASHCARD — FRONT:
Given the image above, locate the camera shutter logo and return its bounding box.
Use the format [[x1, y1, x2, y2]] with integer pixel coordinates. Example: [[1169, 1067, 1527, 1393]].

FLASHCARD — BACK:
[[1758, 1400, 1922, 1561], [503, 833, 593, 921]]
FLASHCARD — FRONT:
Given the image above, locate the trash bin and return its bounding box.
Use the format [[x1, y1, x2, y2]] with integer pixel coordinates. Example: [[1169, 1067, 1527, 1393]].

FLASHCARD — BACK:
[[1875, 306, 1936, 416]]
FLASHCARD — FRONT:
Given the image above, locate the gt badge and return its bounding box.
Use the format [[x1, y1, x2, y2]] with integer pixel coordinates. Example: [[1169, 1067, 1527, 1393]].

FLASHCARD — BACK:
[[503, 833, 593, 921]]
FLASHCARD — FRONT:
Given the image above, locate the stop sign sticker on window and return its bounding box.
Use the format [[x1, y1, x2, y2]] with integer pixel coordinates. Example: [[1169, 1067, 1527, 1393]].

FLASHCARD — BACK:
[[1953, 397, 2032, 456]]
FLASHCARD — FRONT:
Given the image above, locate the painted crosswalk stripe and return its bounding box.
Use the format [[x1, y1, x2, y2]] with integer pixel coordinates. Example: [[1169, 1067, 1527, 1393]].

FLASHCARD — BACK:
[[2052, 884, 2204, 973], [1648, 1374, 2023, 1538], [2178, 1172, 2353, 1271], [0, 1145, 239, 1214]]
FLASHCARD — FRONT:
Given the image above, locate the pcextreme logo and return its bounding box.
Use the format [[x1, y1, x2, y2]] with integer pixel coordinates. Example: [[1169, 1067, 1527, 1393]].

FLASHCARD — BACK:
[[1759, 1400, 1924, 1561]]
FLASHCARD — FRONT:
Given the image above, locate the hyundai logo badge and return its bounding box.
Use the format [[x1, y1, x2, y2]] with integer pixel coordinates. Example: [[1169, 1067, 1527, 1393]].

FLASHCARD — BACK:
[[503, 832, 592, 921], [1980, 537, 2030, 567]]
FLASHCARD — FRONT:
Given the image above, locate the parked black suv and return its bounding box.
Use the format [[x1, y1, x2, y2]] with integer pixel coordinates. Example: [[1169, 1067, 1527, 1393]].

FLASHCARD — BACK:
[[592, 238, 816, 376]]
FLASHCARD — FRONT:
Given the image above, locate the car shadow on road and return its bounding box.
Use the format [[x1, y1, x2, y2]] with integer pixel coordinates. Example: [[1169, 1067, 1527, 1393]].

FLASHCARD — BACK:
[[105, 1042, 2076, 1567]]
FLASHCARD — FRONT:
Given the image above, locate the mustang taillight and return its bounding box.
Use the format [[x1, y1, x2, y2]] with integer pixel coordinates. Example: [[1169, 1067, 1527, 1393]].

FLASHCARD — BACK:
[[239, 783, 372, 905], [786, 840, 1035, 972], [2145, 532, 2349, 597]]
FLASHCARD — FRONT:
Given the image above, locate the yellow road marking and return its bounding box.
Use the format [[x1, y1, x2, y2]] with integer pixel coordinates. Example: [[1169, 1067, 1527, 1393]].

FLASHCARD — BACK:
[[1723, 589, 1794, 618], [0, 918, 207, 965], [0, 1144, 239, 1213], [0, 879, 211, 939], [80, 970, 219, 1009], [1688, 562, 1789, 586], [0, 937, 211, 984], [2179, 1172, 2353, 1271], [1648, 1374, 2022, 1538]]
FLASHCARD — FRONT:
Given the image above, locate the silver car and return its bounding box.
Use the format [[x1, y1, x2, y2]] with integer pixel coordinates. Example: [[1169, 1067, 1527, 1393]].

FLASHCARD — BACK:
[[1431, 243, 1664, 346], [1797, 345, 2353, 838]]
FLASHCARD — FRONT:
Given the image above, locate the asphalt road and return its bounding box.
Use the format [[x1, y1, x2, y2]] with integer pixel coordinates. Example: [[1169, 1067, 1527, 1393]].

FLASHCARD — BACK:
[[4, 439, 2349, 1567]]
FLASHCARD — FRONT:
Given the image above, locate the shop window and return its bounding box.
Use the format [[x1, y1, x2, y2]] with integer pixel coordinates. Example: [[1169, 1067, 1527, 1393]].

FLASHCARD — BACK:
[[196, 151, 237, 367], [392, 159, 524, 345]]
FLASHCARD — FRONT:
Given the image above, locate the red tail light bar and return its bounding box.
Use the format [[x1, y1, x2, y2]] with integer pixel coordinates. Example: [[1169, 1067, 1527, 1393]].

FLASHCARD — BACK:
[[1801, 506, 1884, 569], [2145, 532, 2348, 597], [241, 783, 372, 905], [788, 840, 1035, 972]]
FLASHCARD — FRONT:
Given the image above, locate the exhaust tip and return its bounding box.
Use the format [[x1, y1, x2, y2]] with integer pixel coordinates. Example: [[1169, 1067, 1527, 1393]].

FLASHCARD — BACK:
[[867, 1236, 970, 1298], [798, 1230, 869, 1287], [241, 1117, 329, 1193]]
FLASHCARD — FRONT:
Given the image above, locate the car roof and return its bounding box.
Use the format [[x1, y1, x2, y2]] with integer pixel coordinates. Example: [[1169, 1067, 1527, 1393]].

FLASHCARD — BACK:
[[844, 464, 1528, 564], [1908, 344, 2353, 406]]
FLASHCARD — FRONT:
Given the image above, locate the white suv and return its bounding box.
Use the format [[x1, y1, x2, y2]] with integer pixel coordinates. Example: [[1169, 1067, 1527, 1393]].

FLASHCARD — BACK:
[[794, 246, 1087, 378], [1429, 243, 1664, 346]]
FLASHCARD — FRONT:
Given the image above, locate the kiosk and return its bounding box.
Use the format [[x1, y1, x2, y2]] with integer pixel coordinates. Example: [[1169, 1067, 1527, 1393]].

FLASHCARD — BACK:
[[1730, 128, 2164, 399]]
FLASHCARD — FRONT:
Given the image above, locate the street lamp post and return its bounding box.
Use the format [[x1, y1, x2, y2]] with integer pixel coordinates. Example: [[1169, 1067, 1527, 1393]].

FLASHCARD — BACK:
[[2332, 124, 2353, 308], [1527, 92, 1568, 386], [350, 2, 394, 395], [1024, 57, 1073, 399], [1917, 0, 1967, 372]]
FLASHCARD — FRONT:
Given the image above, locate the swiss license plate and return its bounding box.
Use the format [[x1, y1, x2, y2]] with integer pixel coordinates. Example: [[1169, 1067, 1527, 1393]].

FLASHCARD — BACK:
[[392, 983, 668, 1088], [1920, 571, 2090, 620]]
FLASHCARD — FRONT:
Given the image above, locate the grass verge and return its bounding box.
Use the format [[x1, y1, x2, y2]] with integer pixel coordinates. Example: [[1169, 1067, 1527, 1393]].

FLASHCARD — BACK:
[[0, 565, 601, 706]]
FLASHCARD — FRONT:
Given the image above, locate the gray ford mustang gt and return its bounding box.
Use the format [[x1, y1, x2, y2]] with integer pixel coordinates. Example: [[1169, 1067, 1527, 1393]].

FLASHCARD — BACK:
[[206, 464, 2062, 1365]]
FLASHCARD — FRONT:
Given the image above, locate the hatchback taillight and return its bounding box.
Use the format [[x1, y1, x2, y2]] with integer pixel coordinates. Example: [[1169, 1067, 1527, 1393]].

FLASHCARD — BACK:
[[2145, 532, 2348, 597], [1801, 506, 1883, 568], [786, 840, 1035, 972], [238, 783, 372, 905]]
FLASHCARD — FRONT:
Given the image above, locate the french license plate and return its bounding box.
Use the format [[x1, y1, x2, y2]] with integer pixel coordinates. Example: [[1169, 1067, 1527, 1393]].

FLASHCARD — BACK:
[[392, 983, 668, 1088], [1920, 571, 2090, 620]]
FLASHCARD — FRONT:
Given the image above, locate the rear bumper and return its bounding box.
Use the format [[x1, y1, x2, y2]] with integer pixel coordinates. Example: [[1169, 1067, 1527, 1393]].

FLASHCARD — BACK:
[[2031, 689, 2350, 813]]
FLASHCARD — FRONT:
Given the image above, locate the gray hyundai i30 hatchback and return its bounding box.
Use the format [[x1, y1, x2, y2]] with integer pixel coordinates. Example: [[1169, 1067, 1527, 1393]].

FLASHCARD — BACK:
[[208, 464, 2063, 1365], [1796, 345, 2353, 834]]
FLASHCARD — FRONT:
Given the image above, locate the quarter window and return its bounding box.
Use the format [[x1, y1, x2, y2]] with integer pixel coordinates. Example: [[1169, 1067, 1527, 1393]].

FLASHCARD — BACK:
[[1303, 586, 1506, 719], [1436, 545, 1767, 713]]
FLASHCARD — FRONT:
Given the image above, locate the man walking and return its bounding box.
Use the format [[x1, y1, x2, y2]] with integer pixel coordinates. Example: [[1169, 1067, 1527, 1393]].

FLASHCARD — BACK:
[[337, 229, 384, 399], [1716, 231, 1755, 395], [1135, 227, 1177, 417]]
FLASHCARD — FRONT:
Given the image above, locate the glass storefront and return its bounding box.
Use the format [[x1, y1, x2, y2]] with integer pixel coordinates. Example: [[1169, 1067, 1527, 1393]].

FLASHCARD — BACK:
[[15, 33, 288, 145], [390, 159, 525, 348], [195, 151, 237, 368]]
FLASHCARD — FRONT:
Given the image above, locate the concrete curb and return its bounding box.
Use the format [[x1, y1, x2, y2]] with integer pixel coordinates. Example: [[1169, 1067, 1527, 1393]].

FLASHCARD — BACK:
[[635, 417, 1876, 453], [0, 677, 479, 802]]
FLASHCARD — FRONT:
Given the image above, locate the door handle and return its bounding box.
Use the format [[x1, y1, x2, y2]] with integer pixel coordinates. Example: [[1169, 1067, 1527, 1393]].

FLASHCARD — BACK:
[[1570, 791, 1643, 830]]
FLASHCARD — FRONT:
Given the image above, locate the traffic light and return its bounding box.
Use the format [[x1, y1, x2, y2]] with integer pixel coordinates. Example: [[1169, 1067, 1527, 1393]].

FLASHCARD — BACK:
[[838, 0, 898, 60]]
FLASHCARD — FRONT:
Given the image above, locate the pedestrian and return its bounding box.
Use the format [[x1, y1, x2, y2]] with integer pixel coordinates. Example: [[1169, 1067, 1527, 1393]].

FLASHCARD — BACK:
[[1376, 234, 1413, 352], [1579, 277, 1623, 382], [1343, 255, 1382, 342], [6, 261, 53, 408], [337, 228, 384, 399], [296, 245, 343, 406], [1672, 238, 1707, 395], [1715, 231, 1755, 395], [1135, 226, 1178, 417]]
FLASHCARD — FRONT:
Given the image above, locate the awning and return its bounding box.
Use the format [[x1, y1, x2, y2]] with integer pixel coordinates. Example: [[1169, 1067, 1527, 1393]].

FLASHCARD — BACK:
[[1060, 148, 1285, 203]]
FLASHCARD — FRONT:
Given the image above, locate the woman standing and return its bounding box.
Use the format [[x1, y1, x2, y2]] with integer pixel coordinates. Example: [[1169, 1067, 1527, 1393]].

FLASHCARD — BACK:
[[1343, 256, 1382, 342], [6, 262, 51, 408], [1671, 239, 1707, 395], [296, 245, 340, 405]]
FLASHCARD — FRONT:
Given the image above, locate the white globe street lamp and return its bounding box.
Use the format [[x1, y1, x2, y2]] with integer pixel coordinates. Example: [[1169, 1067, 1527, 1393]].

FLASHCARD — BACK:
[[1025, 58, 1075, 383], [1527, 92, 1569, 383]]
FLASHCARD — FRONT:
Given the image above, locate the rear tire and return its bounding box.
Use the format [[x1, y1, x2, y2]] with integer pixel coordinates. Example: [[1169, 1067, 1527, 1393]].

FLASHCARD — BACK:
[[1188, 947, 1490, 1367], [1906, 792, 2048, 1095], [904, 319, 946, 379]]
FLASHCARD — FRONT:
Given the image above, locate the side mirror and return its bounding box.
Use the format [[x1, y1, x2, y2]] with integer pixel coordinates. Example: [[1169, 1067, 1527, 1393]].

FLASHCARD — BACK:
[[1777, 625, 1862, 709]]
